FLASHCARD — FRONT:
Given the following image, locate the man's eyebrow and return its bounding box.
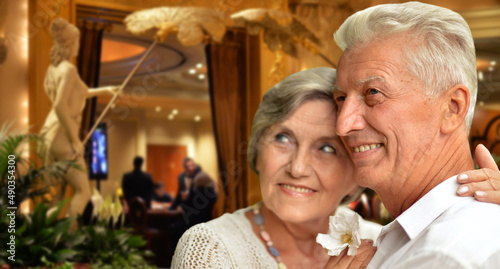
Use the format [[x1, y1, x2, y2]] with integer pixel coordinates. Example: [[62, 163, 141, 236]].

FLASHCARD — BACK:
[[356, 76, 386, 85], [333, 76, 386, 92]]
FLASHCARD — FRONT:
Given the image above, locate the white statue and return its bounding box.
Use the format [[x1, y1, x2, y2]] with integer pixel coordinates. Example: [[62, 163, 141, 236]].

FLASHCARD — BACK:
[[40, 18, 117, 218]]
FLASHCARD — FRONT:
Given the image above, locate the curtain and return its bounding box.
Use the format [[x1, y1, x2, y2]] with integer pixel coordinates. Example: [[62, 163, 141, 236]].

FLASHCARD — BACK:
[[206, 31, 249, 213], [77, 20, 106, 141]]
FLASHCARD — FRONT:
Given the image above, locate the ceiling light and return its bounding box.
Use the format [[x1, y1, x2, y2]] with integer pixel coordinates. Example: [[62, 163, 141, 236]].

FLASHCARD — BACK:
[[172, 109, 179, 115], [194, 115, 201, 122], [168, 114, 174, 120], [22, 100, 28, 107], [196, 63, 203, 69], [189, 69, 196, 74], [478, 71, 484, 81], [491, 61, 497, 66], [155, 106, 162, 112], [488, 66, 494, 72], [198, 74, 205, 80], [479, 101, 485, 106]]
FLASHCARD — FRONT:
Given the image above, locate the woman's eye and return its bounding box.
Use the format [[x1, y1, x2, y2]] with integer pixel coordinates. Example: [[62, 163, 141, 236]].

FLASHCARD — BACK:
[[335, 96, 346, 103], [275, 133, 291, 143], [368, 88, 380, 95], [320, 145, 336, 154]]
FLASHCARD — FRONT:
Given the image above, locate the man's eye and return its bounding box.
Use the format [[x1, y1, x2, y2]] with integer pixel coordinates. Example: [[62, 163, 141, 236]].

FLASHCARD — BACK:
[[275, 133, 291, 143], [320, 145, 336, 154], [368, 89, 380, 95]]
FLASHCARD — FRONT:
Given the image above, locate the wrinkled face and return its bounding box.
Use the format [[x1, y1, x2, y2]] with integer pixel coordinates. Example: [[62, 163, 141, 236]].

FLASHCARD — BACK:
[[257, 100, 356, 224], [333, 36, 442, 193], [185, 160, 197, 176]]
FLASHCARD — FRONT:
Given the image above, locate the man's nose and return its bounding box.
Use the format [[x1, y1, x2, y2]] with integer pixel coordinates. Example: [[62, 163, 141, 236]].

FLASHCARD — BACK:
[[336, 96, 366, 136]]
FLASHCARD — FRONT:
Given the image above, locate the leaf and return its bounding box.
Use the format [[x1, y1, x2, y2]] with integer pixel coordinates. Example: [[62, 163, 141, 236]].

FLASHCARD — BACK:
[[127, 236, 146, 248], [31, 202, 48, 233], [46, 199, 69, 226], [30, 245, 52, 256], [53, 249, 78, 261]]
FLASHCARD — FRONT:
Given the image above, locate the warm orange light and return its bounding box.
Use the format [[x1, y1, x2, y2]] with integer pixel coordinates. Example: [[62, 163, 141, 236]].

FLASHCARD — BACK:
[[101, 39, 147, 63]]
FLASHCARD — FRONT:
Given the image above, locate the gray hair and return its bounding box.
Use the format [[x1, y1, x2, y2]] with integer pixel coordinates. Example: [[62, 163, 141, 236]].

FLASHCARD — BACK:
[[49, 18, 80, 66], [247, 67, 336, 174], [334, 1, 477, 131]]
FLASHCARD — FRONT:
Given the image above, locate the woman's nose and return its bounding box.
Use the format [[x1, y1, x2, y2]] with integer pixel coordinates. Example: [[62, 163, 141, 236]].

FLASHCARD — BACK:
[[287, 149, 312, 178]]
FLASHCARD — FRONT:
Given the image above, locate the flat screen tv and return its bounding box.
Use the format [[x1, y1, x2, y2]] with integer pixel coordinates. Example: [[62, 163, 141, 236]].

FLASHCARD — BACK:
[[86, 123, 108, 180]]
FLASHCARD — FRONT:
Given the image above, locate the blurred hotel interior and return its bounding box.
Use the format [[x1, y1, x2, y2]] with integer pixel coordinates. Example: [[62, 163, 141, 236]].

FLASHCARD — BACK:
[[0, 0, 499, 268]]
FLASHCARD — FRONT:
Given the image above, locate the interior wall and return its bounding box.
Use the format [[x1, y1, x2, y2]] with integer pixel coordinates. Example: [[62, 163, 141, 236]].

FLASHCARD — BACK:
[[194, 120, 219, 186], [0, 0, 28, 132], [146, 118, 218, 182]]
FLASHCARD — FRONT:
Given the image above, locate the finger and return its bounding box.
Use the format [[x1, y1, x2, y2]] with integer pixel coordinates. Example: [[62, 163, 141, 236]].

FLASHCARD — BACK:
[[356, 241, 377, 268], [457, 168, 498, 183], [457, 178, 500, 197], [476, 144, 499, 171], [323, 249, 347, 269], [474, 190, 500, 204]]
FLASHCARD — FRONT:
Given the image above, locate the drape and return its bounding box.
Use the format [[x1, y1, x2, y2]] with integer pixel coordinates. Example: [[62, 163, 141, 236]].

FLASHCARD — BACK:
[[77, 20, 106, 141], [206, 31, 249, 213]]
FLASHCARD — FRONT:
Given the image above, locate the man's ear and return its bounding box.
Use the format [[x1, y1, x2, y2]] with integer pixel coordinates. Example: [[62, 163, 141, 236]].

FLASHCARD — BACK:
[[440, 85, 470, 134]]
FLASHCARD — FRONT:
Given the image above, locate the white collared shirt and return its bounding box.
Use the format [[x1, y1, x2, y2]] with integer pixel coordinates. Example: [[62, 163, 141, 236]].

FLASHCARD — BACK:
[[369, 176, 500, 269]]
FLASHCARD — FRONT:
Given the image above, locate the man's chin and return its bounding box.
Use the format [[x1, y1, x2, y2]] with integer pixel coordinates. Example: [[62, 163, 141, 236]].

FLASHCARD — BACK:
[[353, 170, 382, 189]]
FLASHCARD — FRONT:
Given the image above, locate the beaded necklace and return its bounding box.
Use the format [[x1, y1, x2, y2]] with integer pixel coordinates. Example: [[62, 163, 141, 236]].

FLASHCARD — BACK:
[[252, 203, 288, 269]]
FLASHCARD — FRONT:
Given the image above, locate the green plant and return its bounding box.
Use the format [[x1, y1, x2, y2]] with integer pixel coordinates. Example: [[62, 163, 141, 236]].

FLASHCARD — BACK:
[[75, 218, 155, 269], [0, 124, 156, 268], [3, 200, 84, 268], [0, 122, 77, 207], [0, 123, 78, 267]]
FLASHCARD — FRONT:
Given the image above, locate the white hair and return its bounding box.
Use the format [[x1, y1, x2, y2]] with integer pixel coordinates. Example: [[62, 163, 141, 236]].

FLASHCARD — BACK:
[[334, 1, 477, 131]]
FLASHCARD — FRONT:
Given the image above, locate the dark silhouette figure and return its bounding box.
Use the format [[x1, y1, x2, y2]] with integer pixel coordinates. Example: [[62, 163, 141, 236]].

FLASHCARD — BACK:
[[122, 156, 154, 209]]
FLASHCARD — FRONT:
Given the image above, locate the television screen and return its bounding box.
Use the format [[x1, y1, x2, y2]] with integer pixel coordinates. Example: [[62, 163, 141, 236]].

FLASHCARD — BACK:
[[87, 123, 108, 180]]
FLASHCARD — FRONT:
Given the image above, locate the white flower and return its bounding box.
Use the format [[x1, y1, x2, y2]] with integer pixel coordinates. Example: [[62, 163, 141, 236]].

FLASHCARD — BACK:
[[316, 210, 362, 256]]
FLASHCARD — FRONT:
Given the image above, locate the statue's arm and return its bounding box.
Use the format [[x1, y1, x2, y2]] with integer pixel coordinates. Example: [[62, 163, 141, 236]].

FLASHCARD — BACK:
[[53, 63, 82, 153], [86, 85, 118, 98]]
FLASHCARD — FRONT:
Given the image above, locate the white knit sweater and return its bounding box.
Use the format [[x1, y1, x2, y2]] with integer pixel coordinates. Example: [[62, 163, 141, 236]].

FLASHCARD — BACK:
[[171, 205, 382, 268]]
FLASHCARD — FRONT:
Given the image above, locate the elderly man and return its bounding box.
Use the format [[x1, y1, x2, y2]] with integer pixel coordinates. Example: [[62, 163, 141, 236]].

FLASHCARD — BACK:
[[333, 2, 500, 268]]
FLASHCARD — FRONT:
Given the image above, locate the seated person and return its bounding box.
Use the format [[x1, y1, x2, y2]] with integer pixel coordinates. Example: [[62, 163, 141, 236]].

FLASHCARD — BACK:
[[151, 182, 173, 210], [170, 171, 218, 246]]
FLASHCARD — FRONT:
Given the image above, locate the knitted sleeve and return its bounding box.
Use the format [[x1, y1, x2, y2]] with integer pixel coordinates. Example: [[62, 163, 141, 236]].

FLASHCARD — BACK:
[[171, 223, 232, 268]]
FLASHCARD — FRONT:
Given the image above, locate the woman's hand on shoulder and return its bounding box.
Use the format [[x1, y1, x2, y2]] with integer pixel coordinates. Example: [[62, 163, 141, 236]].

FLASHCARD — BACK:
[[456, 144, 500, 204], [323, 240, 376, 269]]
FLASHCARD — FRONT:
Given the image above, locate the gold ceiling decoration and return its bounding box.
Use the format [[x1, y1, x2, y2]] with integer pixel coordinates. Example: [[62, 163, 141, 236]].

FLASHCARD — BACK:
[[124, 7, 234, 46], [231, 8, 321, 58]]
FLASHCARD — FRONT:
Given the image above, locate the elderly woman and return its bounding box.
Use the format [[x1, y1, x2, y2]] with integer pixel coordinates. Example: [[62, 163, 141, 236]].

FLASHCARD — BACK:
[[171, 67, 500, 268], [40, 18, 117, 217]]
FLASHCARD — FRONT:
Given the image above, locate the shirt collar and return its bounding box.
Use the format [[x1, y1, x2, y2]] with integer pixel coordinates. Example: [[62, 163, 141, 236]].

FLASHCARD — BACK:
[[395, 175, 466, 240]]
